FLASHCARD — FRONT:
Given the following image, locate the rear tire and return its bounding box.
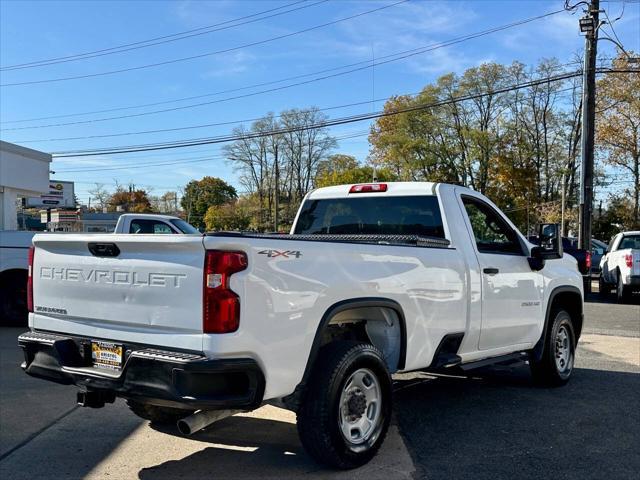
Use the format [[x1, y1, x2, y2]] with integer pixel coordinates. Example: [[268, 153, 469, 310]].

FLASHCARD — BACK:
[[598, 275, 609, 298], [126, 400, 193, 425], [297, 341, 392, 469], [616, 270, 631, 303], [530, 309, 576, 387]]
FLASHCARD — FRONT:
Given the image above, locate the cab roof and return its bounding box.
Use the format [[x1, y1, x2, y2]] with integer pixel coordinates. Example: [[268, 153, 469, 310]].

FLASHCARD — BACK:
[[307, 181, 444, 199]]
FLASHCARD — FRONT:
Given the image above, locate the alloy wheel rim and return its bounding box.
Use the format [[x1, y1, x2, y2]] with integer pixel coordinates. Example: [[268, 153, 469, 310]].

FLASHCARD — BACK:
[[338, 368, 382, 446]]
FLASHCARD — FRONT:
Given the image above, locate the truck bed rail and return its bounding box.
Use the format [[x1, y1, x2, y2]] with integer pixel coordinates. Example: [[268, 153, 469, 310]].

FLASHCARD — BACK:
[[207, 232, 451, 248]]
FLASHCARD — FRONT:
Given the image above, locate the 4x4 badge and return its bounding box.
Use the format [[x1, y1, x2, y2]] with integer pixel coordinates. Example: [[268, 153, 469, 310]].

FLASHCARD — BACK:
[[258, 249, 302, 259]]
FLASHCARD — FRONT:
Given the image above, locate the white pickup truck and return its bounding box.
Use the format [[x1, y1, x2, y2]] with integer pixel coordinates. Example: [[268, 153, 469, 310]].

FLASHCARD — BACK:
[[113, 213, 198, 234], [599, 231, 640, 302], [19, 182, 583, 469]]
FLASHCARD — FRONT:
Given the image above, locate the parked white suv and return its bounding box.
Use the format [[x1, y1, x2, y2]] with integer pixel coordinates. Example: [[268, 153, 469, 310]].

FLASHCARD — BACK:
[[599, 231, 640, 302], [19, 182, 583, 469]]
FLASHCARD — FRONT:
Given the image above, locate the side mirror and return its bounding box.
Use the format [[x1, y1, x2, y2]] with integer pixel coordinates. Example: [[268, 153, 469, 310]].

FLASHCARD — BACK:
[[537, 223, 563, 260], [528, 223, 563, 271]]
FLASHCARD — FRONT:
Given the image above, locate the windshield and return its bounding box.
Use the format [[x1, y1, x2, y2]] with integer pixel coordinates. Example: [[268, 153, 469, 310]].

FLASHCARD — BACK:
[[294, 195, 445, 238], [169, 218, 199, 234], [619, 235, 640, 250]]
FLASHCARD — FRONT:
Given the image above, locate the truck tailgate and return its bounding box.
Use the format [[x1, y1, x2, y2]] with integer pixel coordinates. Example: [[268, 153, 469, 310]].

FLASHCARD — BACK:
[[31, 234, 205, 351], [632, 250, 640, 276]]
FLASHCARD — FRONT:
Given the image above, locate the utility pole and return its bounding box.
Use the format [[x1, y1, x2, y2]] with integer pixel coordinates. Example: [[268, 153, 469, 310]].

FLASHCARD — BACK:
[[578, 0, 599, 252], [274, 144, 279, 232], [561, 173, 566, 236]]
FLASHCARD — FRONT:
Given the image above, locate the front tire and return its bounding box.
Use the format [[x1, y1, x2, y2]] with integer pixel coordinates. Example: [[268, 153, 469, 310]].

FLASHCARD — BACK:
[[530, 309, 576, 387], [297, 341, 392, 469]]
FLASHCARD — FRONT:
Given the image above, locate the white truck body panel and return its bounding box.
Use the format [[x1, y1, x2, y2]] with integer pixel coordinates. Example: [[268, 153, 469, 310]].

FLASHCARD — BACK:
[[27, 183, 583, 401]]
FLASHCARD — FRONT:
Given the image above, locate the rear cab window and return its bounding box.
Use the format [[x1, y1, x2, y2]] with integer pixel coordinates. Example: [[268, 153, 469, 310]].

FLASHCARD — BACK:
[[619, 235, 640, 250], [293, 195, 445, 238]]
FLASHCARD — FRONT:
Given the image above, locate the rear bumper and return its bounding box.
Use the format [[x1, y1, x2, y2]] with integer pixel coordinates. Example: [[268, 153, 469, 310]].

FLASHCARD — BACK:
[[18, 330, 265, 411]]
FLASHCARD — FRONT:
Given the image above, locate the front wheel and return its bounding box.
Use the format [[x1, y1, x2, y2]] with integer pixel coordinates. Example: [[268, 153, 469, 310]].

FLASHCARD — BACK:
[[297, 341, 392, 469], [530, 309, 576, 387]]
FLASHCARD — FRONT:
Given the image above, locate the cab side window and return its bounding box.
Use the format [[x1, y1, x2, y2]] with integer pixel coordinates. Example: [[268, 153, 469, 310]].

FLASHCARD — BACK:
[[462, 197, 522, 255], [129, 219, 174, 234]]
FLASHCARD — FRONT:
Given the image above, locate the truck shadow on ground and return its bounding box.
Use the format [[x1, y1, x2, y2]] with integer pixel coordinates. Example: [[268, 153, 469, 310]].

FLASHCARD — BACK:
[[138, 364, 639, 480]]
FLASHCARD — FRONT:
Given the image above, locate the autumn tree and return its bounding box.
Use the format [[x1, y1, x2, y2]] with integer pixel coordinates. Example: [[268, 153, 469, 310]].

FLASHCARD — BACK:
[[596, 52, 640, 227], [181, 177, 237, 228], [108, 184, 153, 213], [315, 154, 397, 187]]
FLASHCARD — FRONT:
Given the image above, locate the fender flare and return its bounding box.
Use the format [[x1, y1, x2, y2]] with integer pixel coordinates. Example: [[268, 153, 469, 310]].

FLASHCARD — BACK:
[[531, 285, 583, 362], [300, 297, 407, 387]]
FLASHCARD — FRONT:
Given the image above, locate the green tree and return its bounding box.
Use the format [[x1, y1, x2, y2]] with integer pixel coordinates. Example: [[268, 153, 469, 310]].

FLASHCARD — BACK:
[[204, 202, 251, 231], [181, 177, 237, 228]]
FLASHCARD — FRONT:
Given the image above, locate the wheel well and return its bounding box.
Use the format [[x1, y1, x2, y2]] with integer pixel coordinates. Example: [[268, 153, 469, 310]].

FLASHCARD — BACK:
[[550, 291, 583, 340], [321, 306, 403, 373]]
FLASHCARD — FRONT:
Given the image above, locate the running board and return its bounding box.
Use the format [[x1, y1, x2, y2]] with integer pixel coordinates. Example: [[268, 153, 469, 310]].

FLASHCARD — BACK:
[[459, 352, 529, 371]]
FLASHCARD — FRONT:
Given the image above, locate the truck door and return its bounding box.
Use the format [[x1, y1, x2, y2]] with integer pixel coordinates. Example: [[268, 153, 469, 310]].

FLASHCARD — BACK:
[[459, 194, 543, 350]]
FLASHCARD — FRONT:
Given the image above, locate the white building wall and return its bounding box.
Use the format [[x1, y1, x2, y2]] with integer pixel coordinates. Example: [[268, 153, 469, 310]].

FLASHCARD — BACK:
[[0, 141, 52, 230]]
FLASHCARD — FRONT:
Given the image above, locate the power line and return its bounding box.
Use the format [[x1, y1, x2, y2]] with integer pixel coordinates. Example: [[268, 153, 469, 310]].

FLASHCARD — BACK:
[[0, 1, 323, 71], [0, 9, 569, 130], [14, 83, 583, 144], [0, 0, 409, 87], [54, 130, 369, 173], [54, 69, 635, 158]]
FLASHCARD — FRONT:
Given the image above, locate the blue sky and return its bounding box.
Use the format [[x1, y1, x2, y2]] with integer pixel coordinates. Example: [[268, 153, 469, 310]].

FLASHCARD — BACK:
[[1, 0, 638, 205]]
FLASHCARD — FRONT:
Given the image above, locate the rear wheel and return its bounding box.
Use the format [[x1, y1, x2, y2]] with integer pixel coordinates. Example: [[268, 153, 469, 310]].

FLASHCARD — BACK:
[[126, 400, 193, 425], [530, 309, 575, 387], [297, 341, 392, 469], [616, 270, 631, 303], [598, 275, 609, 298]]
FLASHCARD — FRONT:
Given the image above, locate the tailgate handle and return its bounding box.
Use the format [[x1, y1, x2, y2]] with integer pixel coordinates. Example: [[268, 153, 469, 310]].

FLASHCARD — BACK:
[[88, 242, 120, 257]]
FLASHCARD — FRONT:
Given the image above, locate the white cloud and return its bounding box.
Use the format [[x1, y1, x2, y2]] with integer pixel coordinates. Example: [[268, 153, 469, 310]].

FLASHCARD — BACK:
[[201, 51, 256, 78]]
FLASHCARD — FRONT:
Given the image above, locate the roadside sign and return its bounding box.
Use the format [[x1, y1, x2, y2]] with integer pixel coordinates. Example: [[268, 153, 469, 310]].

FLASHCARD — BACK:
[[26, 181, 75, 208]]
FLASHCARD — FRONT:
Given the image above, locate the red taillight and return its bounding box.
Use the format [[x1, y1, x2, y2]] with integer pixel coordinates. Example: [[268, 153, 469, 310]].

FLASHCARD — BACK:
[[203, 250, 247, 333], [625, 254, 633, 268], [585, 251, 592, 269], [27, 246, 35, 312], [349, 183, 388, 193]]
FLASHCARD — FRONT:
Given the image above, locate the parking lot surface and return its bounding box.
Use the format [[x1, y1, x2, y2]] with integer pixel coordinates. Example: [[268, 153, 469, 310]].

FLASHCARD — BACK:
[[1, 292, 638, 479]]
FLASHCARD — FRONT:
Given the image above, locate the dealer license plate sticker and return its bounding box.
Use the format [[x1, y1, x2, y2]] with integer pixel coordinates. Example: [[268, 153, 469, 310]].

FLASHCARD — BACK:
[[91, 341, 123, 370]]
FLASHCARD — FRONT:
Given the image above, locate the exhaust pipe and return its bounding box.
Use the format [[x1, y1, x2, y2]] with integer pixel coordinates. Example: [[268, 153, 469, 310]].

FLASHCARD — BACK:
[[177, 409, 241, 435]]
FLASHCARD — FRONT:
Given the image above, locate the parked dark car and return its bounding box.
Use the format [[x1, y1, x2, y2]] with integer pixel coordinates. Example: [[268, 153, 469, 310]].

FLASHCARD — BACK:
[[590, 238, 608, 274], [529, 236, 591, 291]]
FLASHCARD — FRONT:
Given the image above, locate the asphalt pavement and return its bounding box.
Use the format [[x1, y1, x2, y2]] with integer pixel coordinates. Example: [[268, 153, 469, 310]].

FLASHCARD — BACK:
[[0, 292, 638, 479]]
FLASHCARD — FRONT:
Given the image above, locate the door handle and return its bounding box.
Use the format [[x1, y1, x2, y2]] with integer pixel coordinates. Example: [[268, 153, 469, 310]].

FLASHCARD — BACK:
[[483, 267, 499, 275]]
